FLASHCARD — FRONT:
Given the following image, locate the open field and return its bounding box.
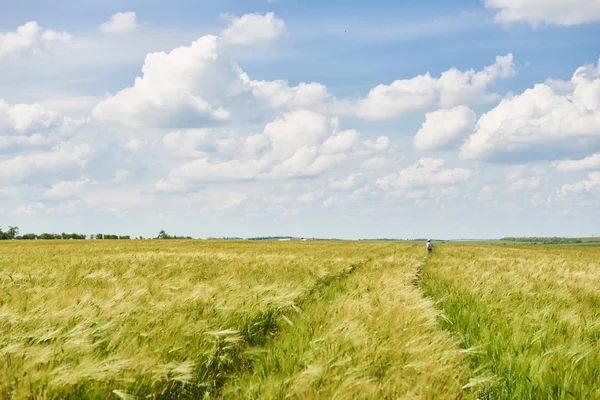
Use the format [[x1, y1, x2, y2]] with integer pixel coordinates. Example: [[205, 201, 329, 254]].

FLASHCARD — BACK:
[[0, 241, 599, 398]]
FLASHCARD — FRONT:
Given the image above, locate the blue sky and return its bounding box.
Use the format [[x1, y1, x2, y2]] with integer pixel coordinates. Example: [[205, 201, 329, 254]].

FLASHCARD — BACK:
[[1, 0, 599, 239]]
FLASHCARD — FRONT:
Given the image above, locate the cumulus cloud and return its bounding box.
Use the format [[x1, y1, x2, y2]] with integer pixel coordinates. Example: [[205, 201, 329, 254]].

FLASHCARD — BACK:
[[484, 0, 600, 26], [15, 202, 49, 216], [414, 105, 476, 151], [112, 170, 134, 183], [296, 192, 316, 203], [221, 12, 286, 45], [124, 139, 143, 152], [0, 142, 92, 183], [461, 57, 600, 161], [477, 185, 494, 202], [376, 158, 471, 191], [362, 136, 391, 151], [351, 54, 515, 120], [44, 178, 90, 199], [507, 176, 541, 193], [92, 26, 515, 134], [163, 129, 222, 157], [92, 35, 237, 128], [554, 153, 600, 172], [0, 133, 49, 151], [320, 129, 359, 154], [0, 100, 63, 133], [99, 12, 138, 34], [0, 21, 71, 60], [156, 110, 358, 191], [250, 80, 331, 112], [361, 156, 391, 170], [558, 172, 600, 197], [329, 173, 361, 190], [0, 186, 18, 198], [93, 39, 515, 129]]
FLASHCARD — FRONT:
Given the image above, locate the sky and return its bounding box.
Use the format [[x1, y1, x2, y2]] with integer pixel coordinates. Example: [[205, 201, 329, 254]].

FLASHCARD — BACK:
[[1, 0, 600, 239]]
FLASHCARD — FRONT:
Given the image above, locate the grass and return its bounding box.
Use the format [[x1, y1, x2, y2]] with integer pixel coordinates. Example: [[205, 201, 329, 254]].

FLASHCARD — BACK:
[[1, 240, 599, 398], [421, 244, 600, 399]]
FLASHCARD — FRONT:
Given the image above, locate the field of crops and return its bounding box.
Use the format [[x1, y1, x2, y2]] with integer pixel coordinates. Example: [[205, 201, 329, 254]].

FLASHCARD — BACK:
[[0, 240, 599, 399]]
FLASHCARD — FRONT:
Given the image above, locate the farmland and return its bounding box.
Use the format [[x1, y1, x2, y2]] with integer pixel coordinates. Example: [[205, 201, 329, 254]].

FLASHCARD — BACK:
[[0, 241, 599, 399]]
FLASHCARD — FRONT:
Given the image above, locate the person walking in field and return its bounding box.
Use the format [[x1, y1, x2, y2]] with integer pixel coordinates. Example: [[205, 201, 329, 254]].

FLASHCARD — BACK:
[[426, 239, 434, 254]]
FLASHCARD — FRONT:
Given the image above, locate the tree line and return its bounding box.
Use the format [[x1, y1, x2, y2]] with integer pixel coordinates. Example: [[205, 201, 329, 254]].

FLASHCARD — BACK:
[[501, 237, 586, 244], [0, 227, 192, 240]]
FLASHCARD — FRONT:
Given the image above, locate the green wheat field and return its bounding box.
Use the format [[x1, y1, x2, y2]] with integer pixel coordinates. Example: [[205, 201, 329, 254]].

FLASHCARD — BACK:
[[1, 240, 599, 399]]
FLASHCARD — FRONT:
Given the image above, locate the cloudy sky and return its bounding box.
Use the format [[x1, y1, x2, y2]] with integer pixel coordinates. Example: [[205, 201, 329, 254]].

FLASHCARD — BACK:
[[1, 0, 599, 239]]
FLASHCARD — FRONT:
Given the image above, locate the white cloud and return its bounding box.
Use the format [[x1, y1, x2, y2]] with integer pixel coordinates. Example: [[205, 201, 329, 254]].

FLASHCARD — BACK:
[[189, 187, 249, 212], [163, 129, 219, 157], [322, 196, 338, 207], [320, 129, 359, 154], [376, 158, 471, 191], [250, 80, 331, 112], [92, 35, 239, 128], [476, 185, 494, 202], [112, 170, 134, 183], [156, 110, 357, 191], [461, 58, 600, 161], [0, 134, 49, 150], [221, 12, 286, 45], [484, 0, 600, 26], [93, 32, 512, 134], [362, 136, 391, 151], [0, 142, 92, 183], [554, 153, 600, 172], [15, 202, 48, 216], [361, 156, 392, 170], [99, 12, 138, 34], [329, 173, 361, 190], [558, 172, 600, 197], [0, 21, 71, 60], [124, 139, 143, 152], [530, 193, 551, 206], [0, 186, 18, 198], [414, 105, 476, 151], [507, 176, 541, 193], [0, 100, 63, 133], [351, 54, 515, 120], [296, 192, 316, 203], [44, 178, 90, 199]]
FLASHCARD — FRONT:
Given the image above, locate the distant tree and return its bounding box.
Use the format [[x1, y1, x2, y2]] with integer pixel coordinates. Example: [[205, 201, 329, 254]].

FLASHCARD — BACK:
[[7, 226, 19, 240], [0, 226, 20, 240], [157, 230, 169, 239]]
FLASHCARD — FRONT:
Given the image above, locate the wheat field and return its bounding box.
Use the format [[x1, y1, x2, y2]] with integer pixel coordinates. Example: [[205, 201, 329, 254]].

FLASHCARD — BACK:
[[0, 240, 599, 399]]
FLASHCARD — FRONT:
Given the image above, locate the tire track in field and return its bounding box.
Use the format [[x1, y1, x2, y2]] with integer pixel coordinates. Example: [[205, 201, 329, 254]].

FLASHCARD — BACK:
[[412, 246, 478, 399], [222, 244, 469, 399], [193, 255, 376, 398]]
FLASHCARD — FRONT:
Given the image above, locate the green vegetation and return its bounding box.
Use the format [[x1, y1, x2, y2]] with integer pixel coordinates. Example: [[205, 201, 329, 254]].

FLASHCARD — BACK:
[[0, 226, 195, 241], [421, 244, 600, 399], [156, 230, 193, 240], [1, 240, 599, 398], [455, 237, 600, 246], [501, 236, 600, 245]]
